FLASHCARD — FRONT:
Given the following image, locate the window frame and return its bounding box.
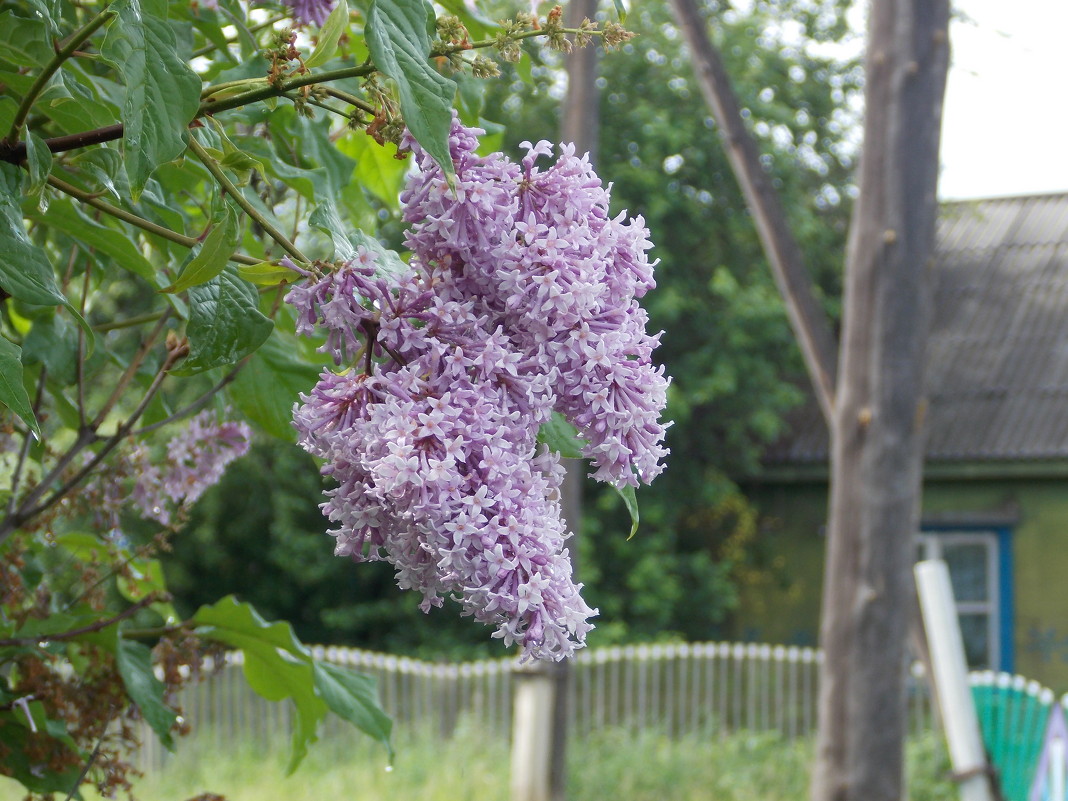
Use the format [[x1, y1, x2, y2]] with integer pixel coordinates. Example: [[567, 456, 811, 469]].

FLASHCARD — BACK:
[[916, 524, 1015, 672]]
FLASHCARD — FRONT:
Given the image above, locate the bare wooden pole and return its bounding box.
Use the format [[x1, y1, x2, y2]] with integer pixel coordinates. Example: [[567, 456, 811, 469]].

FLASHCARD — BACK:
[[668, 0, 838, 424], [813, 1, 949, 798]]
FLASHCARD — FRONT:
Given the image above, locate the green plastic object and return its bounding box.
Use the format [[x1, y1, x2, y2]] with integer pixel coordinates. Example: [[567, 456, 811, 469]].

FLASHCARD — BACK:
[[970, 672, 1053, 801]]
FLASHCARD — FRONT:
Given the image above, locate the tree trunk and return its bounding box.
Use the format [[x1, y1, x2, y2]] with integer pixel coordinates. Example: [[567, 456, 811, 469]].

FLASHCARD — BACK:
[[811, 2, 949, 799], [668, 0, 949, 798], [668, 0, 838, 422]]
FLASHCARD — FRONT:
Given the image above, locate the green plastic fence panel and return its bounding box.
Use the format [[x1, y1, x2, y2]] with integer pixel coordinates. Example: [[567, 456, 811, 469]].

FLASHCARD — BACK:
[[971, 672, 1053, 801]]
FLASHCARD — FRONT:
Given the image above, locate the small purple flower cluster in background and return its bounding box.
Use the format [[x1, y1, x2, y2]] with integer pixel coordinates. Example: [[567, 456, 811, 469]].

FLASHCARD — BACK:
[[289, 120, 669, 661], [88, 412, 252, 532], [281, 0, 335, 26], [132, 412, 252, 525]]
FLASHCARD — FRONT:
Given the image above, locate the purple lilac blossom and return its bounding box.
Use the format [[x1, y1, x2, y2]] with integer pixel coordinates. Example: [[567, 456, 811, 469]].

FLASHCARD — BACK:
[[289, 120, 669, 661], [401, 120, 670, 488], [82, 412, 251, 530], [290, 259, 595, 659], [134, 412, 251, 526], [282, 0, 334, 26]]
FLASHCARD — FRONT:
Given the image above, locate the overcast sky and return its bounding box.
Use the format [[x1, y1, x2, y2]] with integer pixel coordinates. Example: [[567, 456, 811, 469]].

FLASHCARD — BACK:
[[939, 0, 1068, 199]]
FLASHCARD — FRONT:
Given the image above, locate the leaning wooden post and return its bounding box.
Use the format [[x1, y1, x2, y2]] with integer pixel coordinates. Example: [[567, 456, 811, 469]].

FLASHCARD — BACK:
[[511, 661, 556, 801], [915, 560, 994, 801]]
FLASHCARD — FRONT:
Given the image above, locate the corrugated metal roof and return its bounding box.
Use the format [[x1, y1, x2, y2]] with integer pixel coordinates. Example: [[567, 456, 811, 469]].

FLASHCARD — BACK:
[[767, 193, 1068, 465]]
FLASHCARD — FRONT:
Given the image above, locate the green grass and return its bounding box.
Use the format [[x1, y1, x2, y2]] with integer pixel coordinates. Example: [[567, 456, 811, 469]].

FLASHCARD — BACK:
[[1, 725, 955, 801]]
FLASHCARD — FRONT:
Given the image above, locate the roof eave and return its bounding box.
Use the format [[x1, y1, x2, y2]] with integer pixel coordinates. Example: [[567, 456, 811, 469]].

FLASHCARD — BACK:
[[750, 458, 1068, 485]]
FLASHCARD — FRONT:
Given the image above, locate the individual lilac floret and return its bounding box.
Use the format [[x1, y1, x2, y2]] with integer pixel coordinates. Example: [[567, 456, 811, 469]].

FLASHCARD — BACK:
[[289, 261, 596, 660], [282, 0, 335, 25], [401, 119, 670, 488]]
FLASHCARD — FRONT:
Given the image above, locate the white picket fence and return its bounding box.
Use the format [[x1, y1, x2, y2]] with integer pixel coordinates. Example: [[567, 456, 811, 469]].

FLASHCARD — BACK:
[[138, 641, 936, 770]]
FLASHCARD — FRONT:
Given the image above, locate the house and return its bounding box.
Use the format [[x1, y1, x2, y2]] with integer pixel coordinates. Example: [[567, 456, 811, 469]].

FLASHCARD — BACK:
[[740, 192, 1068, 689]]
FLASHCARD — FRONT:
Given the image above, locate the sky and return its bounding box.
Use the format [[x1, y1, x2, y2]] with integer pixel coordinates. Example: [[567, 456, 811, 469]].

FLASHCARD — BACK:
[[939, 0, 1068, 200]]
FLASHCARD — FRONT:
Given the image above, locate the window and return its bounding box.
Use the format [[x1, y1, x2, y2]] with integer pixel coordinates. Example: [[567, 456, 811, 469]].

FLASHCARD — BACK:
[[916, 527, 1014, 672]]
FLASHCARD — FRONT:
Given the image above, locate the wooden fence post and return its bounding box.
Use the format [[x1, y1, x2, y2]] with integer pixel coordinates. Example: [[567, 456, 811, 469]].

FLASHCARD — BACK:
[[511, 661, 556, 801]]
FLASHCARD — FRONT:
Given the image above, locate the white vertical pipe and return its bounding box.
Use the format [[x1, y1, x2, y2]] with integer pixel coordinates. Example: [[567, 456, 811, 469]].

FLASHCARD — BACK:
[[915, 559, 994, 801]]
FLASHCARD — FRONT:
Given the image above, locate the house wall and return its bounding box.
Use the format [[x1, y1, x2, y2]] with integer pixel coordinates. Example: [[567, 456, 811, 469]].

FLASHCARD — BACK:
[[740, 474, 1068, 690]]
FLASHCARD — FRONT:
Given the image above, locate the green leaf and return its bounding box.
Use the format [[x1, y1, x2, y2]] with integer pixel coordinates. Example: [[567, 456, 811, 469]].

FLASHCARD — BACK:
[[192, 596, 324, 772], [117, 557, 178, 623], [227, 333, 322, 440], [365, 0, 455, 176], [29, 197, 157, 283], [24, 132, 51, 200], [430, 0, 496, 39], [161, 209, 239, 293], [116, 637, 177, 750], [313, 661, 393, 758], [175, 270, 274, 375], [0, 721, 84, 795], [100, 0, 201, 199], [537, 412, 587, 459], [616, 483, 640, 540], [0, 10, 54, 68], [306, 0, 349, 68], [613, 0, 627, 23], [337, 131, 407, 208], [236, 261, 296, 286], [193, 595, 311, 661], [0, 164, 70, 308], [22, 311, 78, 386], [0, 338, 39, 437]]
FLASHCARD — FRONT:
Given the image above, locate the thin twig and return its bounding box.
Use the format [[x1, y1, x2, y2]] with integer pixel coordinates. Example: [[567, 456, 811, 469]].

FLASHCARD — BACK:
[[6, 344, 189, 534], [0, 24, 619, 163], [288, 94, 353, 120], [76, 259, 93, 428], [0, 596, 159, 648], [191, 14, 286, 58], [135, 357, 250, 436], [91, 311, 171, 431], [320, 86, 377, 116], [5, 370, 48, 518], [0, 426, 97, 545], [64, 735, 103, 801], [93, 310, 166, 333], [46, 174, 263, 266], [187, 136, 310, 264]]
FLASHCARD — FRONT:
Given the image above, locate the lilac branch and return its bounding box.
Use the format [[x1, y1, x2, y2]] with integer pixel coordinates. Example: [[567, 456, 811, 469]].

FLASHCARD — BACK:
[[0, 596, 160, 647]]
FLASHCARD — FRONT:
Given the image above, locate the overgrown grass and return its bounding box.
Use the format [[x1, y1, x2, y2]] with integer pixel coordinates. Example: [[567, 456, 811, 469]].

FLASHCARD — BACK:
[[1, 724, 955, 801]]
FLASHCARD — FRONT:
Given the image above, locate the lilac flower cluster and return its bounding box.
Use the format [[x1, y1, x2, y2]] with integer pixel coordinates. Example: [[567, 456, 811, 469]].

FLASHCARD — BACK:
[[130, 411, 252, 526], [288, 120, 669, 660], [86, 412, 251, 531], [282, 0, 335, 26]]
